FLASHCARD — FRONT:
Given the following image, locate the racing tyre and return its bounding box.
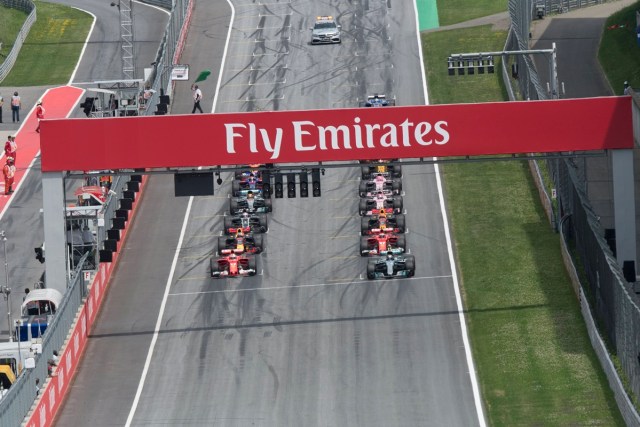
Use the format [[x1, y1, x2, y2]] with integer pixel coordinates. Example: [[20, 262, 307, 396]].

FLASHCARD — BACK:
[[247, 257, 257, 275], [392, 180, 402, 194], [361, 166, 372, 180], [393, 196, 403, 213], [217, 236, 229, 253], [359, 199, 368, 216], [360, 236, 371, 256], [232, 180, 241, 196], [358, 181, 368, 197], [223, 216, 233, 232], [395, 214, 406, 233], [396, 234, 406, 251], [392, 165, 402, 178], [361, 217, 372, 234], [404, 255, 415, 277], [253, 235, 264, 253], [257, 213, 268, 232], [210, 257, 221, 277], [264, 198, 273, 212], [366, 261, 376, 280], [230, 199, 239, 214]]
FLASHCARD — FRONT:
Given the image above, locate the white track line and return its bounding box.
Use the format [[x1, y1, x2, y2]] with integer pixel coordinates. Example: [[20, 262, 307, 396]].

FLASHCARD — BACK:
[[124, 1, 235, 424], [414, 0, 485, 419], [67, 8, 96, 85], [169, 274, 454, 296], [124, 196, 194, 426]]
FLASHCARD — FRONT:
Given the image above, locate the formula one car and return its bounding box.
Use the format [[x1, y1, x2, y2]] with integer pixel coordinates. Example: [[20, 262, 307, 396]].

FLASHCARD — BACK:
[[361, 212, 405, 235], [359, 174, 402, 197], [217, 230, 263, 255], [231, 176, 266, 197], [223, 211, 268, 234], [72, 186, 107, 207], [366, 253, 415, 279], [359, 192, 403, 216], [360, 233, 405, 256], [361, 161, 402, 180], [230, 191, 272, 214], [233, 164, 273, 180], [310, 15, 341, 44], [210, 252, 257, 278], [359, 94, 396, 107]]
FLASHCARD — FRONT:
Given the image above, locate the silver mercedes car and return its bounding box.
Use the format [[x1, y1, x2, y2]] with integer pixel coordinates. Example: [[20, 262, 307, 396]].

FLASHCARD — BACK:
[[311, 16, 341, 44]]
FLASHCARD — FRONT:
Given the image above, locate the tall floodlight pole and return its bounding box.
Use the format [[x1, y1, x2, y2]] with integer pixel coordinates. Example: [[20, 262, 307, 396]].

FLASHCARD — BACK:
[[549, 42, 559, 99], [0, 231, 12, 342], [111, 0, 136, 79]]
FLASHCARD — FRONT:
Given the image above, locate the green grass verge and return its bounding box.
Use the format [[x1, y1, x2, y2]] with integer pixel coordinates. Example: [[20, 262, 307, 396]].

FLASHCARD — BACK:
[[436, 0, 507, 27], [598, 0, 640, 95], [0, 1, 92, 87], [0, 6, 28, 60], [422, 26, 625, 425]]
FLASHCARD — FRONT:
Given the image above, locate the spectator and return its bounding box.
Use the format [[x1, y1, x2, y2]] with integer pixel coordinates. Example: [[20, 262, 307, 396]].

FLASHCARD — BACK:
[[35, 101, 45, 133], [10, 92, 21, 123], [35, 378, 40, 396], [191, 84, 203, 113], [624, 81, 632, 96], [5, 135, 17, 163], [52, 350, 59, 364], [3, 156, 15, 195]]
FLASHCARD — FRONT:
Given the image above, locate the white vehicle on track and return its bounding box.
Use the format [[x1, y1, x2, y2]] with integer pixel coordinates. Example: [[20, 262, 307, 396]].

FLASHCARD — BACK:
[[311, 16, 341, 44]]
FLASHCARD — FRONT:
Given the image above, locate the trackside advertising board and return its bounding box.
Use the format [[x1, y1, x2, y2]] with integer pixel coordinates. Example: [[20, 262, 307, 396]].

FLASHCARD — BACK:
[[40, 97, 633, 171]]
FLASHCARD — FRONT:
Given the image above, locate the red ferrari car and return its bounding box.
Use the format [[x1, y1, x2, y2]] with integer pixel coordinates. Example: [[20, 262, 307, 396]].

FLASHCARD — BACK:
[[210, 252, 257, 278], [360, 232, 406, 256]]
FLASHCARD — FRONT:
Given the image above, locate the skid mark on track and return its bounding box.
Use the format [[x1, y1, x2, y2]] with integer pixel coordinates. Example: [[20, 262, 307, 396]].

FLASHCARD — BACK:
[[169, 274, 453, 295]]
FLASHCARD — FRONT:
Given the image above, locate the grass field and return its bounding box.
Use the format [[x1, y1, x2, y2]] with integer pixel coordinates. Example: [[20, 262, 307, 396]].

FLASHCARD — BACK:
[[598, 0, 640, 94], [0, 1, 92, 87], [436, 0, 507, 26], [422, 26, 625, 425], [0, 5, 28, 61]]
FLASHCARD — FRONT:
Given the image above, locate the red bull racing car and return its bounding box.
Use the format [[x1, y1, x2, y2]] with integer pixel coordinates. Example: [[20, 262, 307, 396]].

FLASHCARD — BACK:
[[217, 230, 264, 255]]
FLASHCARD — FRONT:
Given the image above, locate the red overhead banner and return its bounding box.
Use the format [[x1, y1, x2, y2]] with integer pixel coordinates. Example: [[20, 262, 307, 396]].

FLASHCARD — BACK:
[[40, 96, 633, 172]]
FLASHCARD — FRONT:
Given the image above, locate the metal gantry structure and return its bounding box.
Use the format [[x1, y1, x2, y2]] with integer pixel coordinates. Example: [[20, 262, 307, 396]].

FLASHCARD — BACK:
[[112, 0, 136, 80]]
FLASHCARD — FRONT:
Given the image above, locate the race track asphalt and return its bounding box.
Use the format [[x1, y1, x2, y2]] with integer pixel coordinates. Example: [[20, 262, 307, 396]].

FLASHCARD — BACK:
[[55, 0, 483, 426]]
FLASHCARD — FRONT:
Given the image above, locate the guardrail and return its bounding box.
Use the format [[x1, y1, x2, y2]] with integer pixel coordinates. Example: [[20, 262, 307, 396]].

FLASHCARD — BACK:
[[0, 0, 36, 83]]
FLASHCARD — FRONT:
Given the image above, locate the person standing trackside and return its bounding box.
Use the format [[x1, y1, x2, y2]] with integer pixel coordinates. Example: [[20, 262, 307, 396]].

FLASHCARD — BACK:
[[3, 157, 16, 195], [191, 84, 203, 114], [35, 101, 45, 133], [5, 135, 17, 163], [0, 93, 4, 123], [11, 92, 21, 123]]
